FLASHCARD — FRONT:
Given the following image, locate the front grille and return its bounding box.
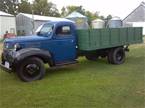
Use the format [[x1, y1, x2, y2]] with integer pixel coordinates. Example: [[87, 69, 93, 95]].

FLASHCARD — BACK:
[[3, 49, 14, 63]]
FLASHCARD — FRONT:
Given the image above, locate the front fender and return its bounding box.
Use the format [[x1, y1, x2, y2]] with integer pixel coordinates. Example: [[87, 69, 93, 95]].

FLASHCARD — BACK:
[[13, 48, 54, 66]]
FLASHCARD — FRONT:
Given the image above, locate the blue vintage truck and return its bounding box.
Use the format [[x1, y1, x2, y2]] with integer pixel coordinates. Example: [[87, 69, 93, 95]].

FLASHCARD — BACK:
[[0, 20, 143, 82]]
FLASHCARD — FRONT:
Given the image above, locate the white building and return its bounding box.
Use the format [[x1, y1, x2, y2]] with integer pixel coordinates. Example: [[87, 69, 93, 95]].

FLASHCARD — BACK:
[[123, 2, 145, 35], [0, 11, 16, 38], [16, 13, 72, 35]]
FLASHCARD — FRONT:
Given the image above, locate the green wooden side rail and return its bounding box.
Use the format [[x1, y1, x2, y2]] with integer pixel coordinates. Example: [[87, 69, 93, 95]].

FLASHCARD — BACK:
[[77, 27, 143, 51]]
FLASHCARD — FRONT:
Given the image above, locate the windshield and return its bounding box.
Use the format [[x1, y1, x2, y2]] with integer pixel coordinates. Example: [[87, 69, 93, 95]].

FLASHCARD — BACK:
[[37, 23, 54, 36]]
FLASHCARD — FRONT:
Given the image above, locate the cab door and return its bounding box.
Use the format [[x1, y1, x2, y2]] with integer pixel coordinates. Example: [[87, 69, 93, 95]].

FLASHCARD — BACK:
[[52, 24, 77, 64]]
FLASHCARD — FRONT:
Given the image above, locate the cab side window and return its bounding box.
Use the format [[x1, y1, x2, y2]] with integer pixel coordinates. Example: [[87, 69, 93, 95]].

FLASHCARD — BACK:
[[56, 25, 71, 36]]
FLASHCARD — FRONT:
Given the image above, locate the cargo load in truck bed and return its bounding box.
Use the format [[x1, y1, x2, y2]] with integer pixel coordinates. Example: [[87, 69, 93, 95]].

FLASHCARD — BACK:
[[77, 27, 143, 51]]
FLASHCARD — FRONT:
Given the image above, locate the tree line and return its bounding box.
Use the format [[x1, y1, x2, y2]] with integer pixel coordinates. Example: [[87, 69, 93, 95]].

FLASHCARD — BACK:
[[0, 0, 112, 23]]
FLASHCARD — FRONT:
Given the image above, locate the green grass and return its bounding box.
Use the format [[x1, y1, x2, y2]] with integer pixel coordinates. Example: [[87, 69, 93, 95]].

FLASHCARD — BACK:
[[0, 44, 145, 108]]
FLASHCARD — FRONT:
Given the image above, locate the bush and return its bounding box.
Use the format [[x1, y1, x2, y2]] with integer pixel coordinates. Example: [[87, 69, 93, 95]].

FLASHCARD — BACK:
[[0, 38, 4, 43]]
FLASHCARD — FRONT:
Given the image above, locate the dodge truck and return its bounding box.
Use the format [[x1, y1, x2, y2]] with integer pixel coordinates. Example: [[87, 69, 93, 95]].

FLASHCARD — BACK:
[[0, 20, 143, 82]]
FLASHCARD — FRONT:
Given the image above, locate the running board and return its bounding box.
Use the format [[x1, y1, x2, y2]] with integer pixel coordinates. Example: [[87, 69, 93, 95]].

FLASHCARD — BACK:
[[55, 60, 78, 66]]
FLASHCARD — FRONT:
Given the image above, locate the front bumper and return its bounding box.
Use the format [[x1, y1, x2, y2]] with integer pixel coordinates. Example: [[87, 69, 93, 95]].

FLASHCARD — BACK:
[[2, 49, 16, 63], [0, 63, 12, 72], [0, 49, 16, 72]]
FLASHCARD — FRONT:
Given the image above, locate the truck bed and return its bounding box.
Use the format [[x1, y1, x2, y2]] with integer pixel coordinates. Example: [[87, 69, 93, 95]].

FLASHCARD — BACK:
[[77, 27, 143, 51]]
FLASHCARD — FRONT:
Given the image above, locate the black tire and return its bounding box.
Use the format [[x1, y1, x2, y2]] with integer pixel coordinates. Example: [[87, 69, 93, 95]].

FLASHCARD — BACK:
[[107, 49, 114, 64], [1, 53, 5, 65], [85, 55, 98, 61], [107, 47, 125, 64], [16, 57, 45, 82]]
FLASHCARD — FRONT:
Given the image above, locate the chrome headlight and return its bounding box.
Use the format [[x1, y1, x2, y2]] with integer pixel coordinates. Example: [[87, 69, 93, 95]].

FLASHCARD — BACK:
[[5, 43, 9, 49], [14, 43, 21, 51], [3, 43, 10, 49]]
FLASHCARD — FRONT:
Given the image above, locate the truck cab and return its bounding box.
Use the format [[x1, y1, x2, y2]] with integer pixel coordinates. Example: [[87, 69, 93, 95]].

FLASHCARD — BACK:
[[1, 20, 78, 81], [36, 21, 77, 64]]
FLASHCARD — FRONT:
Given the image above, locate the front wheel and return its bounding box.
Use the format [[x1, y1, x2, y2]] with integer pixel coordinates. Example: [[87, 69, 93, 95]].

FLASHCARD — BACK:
[[16, 57, 45, 82], [108, 47, 125, 65]]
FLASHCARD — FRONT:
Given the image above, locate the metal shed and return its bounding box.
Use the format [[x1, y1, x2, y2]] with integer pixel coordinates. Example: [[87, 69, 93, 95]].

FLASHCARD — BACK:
[[66, 11, 89, 29], [16, 13, 72, 35], [0, 11, 16, 38]]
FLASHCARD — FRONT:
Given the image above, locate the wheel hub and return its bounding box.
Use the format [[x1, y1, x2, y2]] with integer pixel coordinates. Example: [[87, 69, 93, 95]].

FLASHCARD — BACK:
[[26, 64, 39, 75], [116, 51, 123, 61]]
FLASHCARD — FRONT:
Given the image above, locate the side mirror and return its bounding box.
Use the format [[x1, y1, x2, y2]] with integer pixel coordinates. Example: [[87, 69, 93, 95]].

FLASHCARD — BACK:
[[37, 32, 41, 36]]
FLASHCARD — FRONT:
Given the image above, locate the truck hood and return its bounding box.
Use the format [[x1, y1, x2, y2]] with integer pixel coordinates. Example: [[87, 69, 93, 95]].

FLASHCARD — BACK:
[[5, 35, 48, 43]]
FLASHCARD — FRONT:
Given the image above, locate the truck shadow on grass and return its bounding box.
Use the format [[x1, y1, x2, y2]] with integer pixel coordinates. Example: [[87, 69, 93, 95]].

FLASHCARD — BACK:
[[44, 55, 144, 78], [44, 58, 112, 77]]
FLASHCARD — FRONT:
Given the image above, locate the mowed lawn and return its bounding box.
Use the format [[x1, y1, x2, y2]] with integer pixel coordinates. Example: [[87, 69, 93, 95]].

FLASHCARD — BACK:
[[0, 42, 145, 108]]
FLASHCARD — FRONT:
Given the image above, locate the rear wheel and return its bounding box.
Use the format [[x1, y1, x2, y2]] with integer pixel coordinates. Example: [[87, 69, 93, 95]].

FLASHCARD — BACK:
[[16, 57, 45, 82], [108, 47, 125, 64]]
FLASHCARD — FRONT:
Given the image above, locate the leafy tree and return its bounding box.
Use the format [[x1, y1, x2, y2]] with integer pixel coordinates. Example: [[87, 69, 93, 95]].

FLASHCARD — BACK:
[[103, 14, 112, 27], [60, 5, 104, 26], [32, 0, 60, 17], [85, 11, 99, 25], [60, 5, 86, 17], [106, 14, 112, 20], [66, 5, 85, 15], [18, 0, 31, 14], [0, 0, 18, 15], [61, 7, 67, 17], [47, 2, 60, 17], [0, 0, 60, 17], [100, 15, 105, 20]]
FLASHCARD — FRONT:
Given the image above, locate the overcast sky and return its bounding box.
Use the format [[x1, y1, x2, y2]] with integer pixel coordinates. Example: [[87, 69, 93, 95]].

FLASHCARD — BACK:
[[31, 0, 145, 19]]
